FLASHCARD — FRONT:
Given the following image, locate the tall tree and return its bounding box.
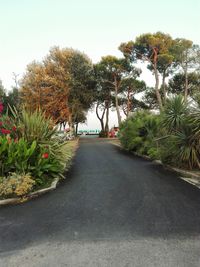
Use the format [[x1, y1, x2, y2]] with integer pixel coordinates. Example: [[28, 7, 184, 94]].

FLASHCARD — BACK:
[[20, 61, 49, 111], [119, 32, 174, 109], [168, 72, 200, 98], [94, 63, 113, 136], [20, 47, 95, 133], [119, 78, 146, 117], [67, 50, 96, 133], [95, 56, 137, 125], [172, 39, 199, 101]]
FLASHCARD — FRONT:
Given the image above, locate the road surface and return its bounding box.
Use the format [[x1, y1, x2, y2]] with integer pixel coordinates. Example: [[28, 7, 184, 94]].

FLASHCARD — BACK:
[[1, 137, 200, 266]]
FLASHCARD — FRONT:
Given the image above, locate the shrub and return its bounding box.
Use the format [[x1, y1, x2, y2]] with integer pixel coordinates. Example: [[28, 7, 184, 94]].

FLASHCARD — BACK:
[[0, 114, 18, 139], [119, 111, 160, 157], [159, 125, 200, 169], [0, 173, 35, 198], [99, 131, 108, 138], [161, 95, 189, 133], [0, 108, 72, 187], [0, 136, 37, 176], [159, 96, 200, 169], [12, 108, 56, 144]]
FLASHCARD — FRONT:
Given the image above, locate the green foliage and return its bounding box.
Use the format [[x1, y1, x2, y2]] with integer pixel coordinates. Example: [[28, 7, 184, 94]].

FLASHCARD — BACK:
[[159, 125, 200, 169], [168, 72, 200, 97], [0, 136, 37, 176], [158, 97, 200, 169], [14, 109, 57, 143], [0, 108, 75, 199], [119, 98, 200, 170], [161, 95, 189, 132], [0, 114, 18, 139], [99, 131, 108, 138], [119, 111, 160, 158]]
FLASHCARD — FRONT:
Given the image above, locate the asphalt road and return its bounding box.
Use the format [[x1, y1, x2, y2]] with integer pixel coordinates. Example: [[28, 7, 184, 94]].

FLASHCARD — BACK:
[[1, 137, 200, 267]]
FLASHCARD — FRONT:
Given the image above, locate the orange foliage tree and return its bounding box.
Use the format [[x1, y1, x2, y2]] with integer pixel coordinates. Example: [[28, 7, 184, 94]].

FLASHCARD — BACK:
[[20, 47, 95, 131]]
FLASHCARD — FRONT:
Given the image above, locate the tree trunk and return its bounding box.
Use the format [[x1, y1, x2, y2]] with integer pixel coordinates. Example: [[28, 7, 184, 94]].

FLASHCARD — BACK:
[[127, 87, 131, 117], [162, 71, 167, 105], [96, 103, 105, 132], [184, 63, 188, 101], [104, 100, 110, 137], [68, 113, 74, 136], [114, 76, 122, 125], [154, 66, 163, 110], [75, 123, 79, 136]]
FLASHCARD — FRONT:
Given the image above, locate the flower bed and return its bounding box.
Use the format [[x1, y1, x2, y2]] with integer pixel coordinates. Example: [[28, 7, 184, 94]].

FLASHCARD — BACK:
[[0, 102, 75, 200]]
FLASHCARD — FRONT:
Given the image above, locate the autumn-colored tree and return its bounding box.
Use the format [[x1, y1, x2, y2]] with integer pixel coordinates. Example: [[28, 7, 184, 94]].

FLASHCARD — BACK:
[[20, 47, 95, 132], [20, 61, 50, 111]]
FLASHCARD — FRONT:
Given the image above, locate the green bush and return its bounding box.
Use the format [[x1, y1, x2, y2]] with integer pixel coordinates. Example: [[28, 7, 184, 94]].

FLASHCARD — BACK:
[[12, 108, 57, 143], [0, 136, 37, 176], [159, 96, 200, 169], [119, 96, 200, 170], [99, 131, 108, 138], [161, 95, 189, 132], [119, 111, 160, 157]]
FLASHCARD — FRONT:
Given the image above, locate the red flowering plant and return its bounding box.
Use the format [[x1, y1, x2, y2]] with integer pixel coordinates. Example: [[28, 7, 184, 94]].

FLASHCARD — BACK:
[[0, 104, 3, 115], [0, 102, 18, 139], [0, 107, 69, 195]]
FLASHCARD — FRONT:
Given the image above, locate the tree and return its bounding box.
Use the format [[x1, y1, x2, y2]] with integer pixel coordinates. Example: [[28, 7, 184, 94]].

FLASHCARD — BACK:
[[0, 79, 20, 115], [20, 61, 49, 111], [168, 72, 200, 98], [150, 53, 174, 104], [119, 78, 146, 117], [20, 47, 95, 133], [94, 63, 113, 136], [95, 94, 106, 134], [172, 38, 200, 101], [66, 50, 96, 133], [119, 32, 174, 109], [4, 87, 20, 114], [95, 56, 138, 125], [0, 80, 5, 97]]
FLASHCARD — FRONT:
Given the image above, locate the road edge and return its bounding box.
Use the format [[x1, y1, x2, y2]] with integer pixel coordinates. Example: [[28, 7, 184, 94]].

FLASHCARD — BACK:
[[110, 139, 200, 190]]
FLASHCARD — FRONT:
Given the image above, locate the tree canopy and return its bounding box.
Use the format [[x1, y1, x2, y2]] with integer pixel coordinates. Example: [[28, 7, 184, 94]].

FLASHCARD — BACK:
[[20, 47, 96, 132]]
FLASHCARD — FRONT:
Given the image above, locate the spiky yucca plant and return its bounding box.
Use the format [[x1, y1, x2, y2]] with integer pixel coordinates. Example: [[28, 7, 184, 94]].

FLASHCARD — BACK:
[[161, 95, 189, 133], [161, 96, 200, 169]]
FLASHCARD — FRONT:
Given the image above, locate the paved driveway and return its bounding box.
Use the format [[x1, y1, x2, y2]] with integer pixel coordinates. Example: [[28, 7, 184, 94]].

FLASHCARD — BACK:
[[1, 137, 200, 266]]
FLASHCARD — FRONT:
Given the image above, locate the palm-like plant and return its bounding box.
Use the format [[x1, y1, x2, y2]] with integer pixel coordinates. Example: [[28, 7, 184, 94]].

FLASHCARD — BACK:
[[169, 125, 200, 169], [18, 109, 57, 143], [160, 96, 200, 169], [10, 107, 69, 169], [161, 95, 189, 133], [189, 110, 200, 140]]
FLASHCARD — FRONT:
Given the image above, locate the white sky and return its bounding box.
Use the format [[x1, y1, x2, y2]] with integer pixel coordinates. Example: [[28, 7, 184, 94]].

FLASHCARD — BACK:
[[0, 0, 199, 130]]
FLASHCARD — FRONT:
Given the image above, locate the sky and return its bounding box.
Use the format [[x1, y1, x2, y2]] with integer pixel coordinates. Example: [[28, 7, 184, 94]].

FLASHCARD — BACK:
[[0, 0, 200, 129]]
